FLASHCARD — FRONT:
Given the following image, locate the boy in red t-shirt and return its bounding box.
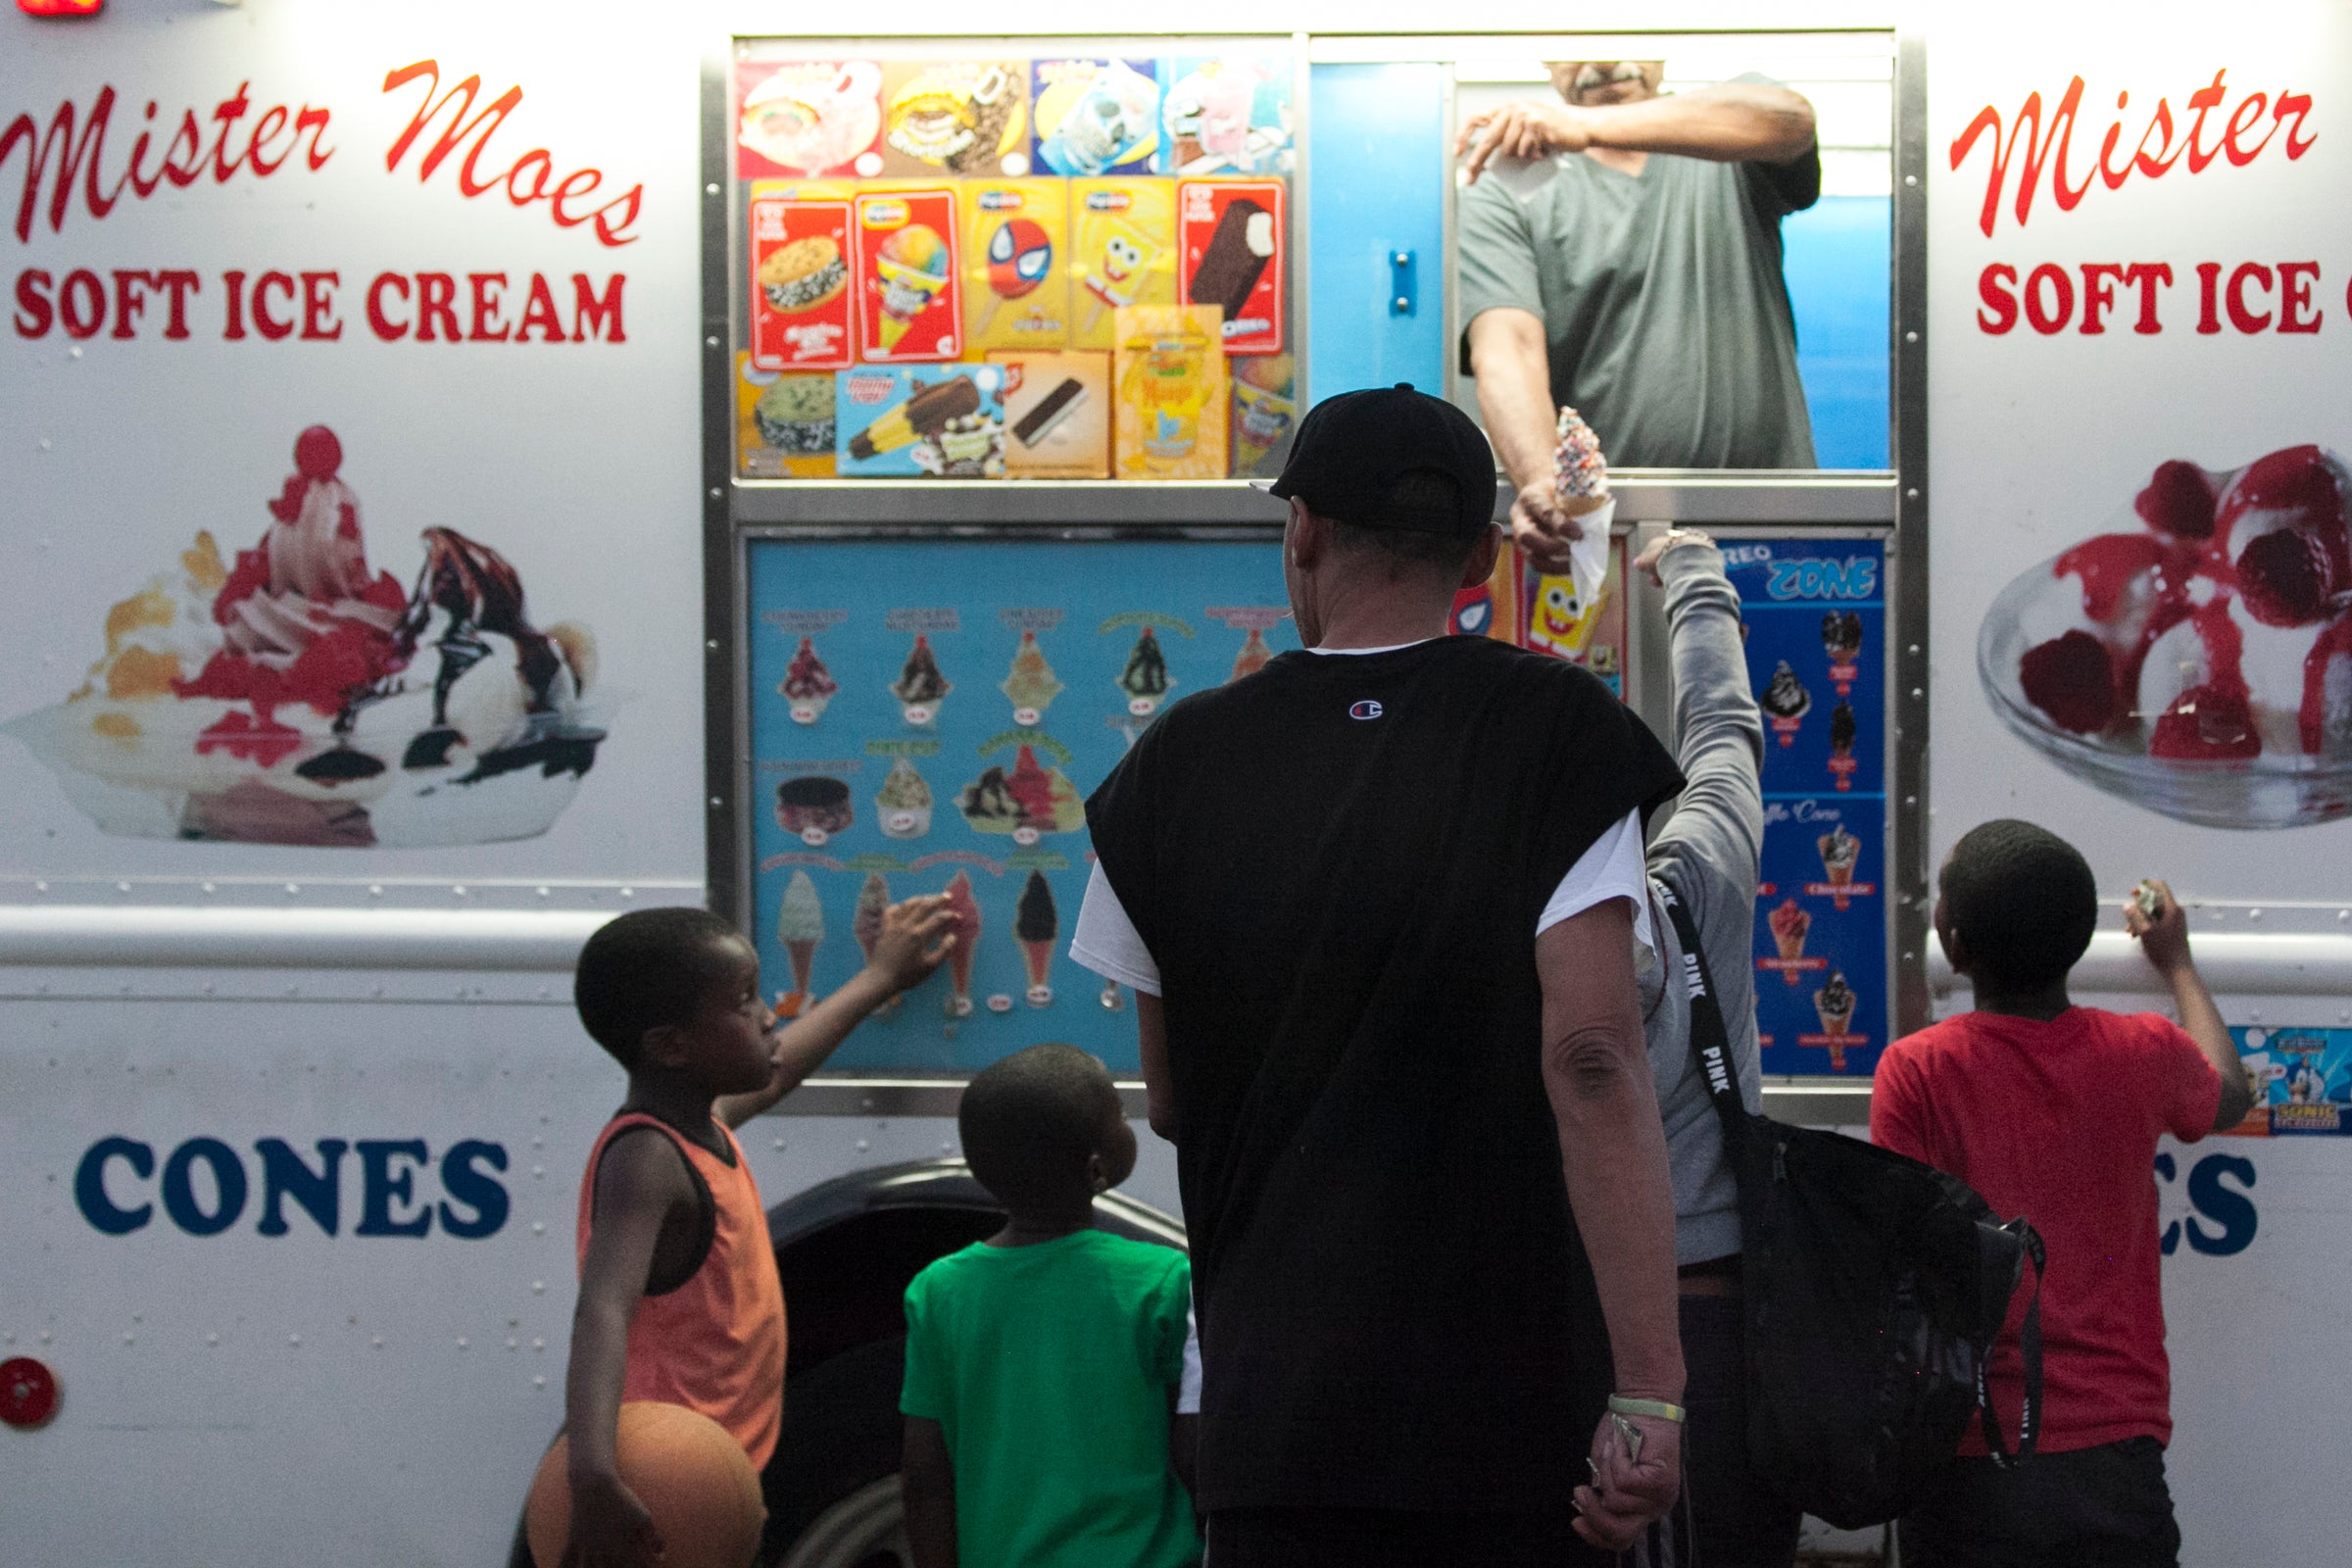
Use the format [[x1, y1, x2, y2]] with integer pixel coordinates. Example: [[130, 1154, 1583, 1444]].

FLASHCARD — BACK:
[[1873, 819, 2253, 1568]]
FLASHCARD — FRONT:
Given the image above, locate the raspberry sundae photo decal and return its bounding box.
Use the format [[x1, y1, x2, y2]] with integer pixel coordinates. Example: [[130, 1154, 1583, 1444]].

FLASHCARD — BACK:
[[6, 427, 610, 848], [1979, 444, 2352, 829]]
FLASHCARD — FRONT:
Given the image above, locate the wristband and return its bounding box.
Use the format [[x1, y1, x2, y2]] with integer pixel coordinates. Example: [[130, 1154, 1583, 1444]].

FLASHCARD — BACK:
[[1607, 1395, 1687, 1424]]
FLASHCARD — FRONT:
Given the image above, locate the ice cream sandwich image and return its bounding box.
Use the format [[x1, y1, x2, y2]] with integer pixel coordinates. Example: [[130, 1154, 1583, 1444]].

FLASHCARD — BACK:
[[1012, 377, 1089, 448], [760, 236, 849, 315], [1187, 199, 1275, 325], [849, 376, 982, 461]]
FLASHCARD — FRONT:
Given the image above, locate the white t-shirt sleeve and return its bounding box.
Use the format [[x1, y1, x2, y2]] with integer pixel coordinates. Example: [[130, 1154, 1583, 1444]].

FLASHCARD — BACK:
[[1069, 860, 1162, 997], [1537, 808, 1654, 961], [1176, 1304, 1202, 1414]]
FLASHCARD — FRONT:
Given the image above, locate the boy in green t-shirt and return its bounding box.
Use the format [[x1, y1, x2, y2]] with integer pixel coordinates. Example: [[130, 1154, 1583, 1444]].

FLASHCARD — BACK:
[[901, 1044, 1201, 1568]]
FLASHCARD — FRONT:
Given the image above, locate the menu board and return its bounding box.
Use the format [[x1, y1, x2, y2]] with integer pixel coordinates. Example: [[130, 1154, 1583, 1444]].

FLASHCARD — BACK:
[[732, 45, 1298, 483], [1724, 540, 1889, 1078], [746, 536, 1295, 1073]]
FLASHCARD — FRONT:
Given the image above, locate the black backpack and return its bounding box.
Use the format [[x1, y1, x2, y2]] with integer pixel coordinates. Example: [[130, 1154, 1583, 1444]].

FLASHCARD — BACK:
[[1657, 883, 2043, 1529]]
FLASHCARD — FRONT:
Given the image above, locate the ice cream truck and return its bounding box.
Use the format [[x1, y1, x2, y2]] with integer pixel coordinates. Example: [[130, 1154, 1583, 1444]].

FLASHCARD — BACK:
[[3, 2, 2349, 1563]]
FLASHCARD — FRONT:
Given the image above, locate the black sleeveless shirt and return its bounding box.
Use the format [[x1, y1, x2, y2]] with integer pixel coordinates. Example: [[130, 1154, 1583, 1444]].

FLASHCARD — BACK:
[[1087, 636, 1684, 1512]]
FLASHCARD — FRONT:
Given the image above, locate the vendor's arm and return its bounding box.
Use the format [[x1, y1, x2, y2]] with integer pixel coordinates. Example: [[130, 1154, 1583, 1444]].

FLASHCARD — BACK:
[[716, 895, 956, 1127], [1467, 308, 1581, 573], [1460, 82, 1816, 183], [1537, 898, 1685, 1548]]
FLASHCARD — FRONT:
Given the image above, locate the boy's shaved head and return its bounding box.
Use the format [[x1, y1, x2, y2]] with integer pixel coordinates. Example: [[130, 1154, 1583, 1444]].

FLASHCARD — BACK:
[[959, 1044, 1121, 1214], [1939, 819, 2098, 996], [573, 906, 744, 1067]]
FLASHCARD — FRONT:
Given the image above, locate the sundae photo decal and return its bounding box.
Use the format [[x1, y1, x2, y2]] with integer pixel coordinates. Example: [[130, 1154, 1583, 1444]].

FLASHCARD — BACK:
[[7, 427, 608, 849], [1759, 659, 1811, 745], [1981, 445, 2352, 828]]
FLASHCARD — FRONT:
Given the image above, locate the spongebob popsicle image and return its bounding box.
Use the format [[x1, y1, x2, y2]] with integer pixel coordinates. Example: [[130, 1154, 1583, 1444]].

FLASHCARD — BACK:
[[1525, 570, 1605, 657], [1072, 179, 1174, 349]]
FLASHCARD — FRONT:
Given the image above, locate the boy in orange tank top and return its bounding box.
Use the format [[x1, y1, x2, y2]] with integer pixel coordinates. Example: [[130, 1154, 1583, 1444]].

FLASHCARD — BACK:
[[560, 901, 956, 1568]]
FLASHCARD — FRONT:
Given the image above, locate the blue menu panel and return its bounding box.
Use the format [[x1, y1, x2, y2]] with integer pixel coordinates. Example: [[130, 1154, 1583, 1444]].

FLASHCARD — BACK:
[[1724, 539, 1888, 1078], [746, 536, 1294, 1073]]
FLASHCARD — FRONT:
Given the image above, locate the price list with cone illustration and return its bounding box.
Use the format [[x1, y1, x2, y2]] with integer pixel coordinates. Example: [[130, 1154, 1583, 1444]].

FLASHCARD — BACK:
[[1723, 540, 1889, 1078], [746, 535, 1295, 1072]]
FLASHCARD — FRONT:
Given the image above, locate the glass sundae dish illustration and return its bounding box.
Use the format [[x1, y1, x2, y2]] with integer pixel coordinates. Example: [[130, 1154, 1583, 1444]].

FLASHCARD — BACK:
[[1000, 631, 1063, 722], [1759, 661, 1811, 745], [1229, 627, 1272, 682], [1823, 610, 1864, 665], [1817, 825, 1860, 888], [958, 744, 1084, 838], [1767, 898, 1810, 983], [1015, 869, 1058, 1005], [781, 636, 839, 724], [5, 425, 606, 848], [777, 869, 825, 998], [942, 868, 983, 1017], [873, 223, 952, 351], [889, 634, 951, 725], [775, 775, 852, 841], [1978, 445, 2352, 828], [874, 757, 933, 839], [1117, 626, 1174, 715]]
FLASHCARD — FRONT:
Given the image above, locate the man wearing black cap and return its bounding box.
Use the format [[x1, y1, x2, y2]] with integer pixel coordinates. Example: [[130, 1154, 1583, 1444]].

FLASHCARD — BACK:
[[1071, 386, 1690, 1565]]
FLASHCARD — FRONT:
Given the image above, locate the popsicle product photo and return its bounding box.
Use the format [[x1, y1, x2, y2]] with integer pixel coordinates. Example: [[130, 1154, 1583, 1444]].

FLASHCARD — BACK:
[[1177, 178, 1285, 353], [736, 60, 885, 179], [836, 366, 1004, 478], [851, 189, 963, 362], [1031, 58, 1162, 176], [1070, 178, 1176, 350], [880, 60, 1030, 177], [750, 194, 855, 372], [961, 179, 1069, 351], [1160, 55, 1294, 176], [1111, 304, 1228, 479], [993, 351, 1111, 478]]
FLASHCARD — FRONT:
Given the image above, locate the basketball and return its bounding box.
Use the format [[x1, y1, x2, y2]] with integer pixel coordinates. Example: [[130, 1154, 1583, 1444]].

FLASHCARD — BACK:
[[525, 1402, 766, 1568]]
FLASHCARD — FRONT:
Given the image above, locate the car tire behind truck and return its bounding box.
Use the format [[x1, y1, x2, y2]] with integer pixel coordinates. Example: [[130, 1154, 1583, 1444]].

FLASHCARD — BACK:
[[756, 1157, 1187, 1568]]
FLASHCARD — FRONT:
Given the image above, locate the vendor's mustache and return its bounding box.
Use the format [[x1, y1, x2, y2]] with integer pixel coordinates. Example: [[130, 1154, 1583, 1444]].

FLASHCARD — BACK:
[[1572, 62, 1649, 91]]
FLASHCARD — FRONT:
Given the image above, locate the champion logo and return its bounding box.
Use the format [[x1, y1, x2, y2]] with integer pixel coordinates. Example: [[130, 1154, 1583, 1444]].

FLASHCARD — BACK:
[[1348, 700, 1384, 720]]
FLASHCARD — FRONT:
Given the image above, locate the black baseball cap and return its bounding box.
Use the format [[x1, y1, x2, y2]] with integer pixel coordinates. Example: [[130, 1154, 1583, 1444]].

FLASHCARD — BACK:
[[1259, 383, 1498, 538]]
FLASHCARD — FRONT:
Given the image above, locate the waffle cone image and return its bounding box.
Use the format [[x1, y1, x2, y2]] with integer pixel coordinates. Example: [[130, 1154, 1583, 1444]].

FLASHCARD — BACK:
[[785, 939, 818, 996]]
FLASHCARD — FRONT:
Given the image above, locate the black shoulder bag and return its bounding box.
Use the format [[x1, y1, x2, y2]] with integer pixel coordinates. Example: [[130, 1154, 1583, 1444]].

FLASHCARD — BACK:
[[1656, 883, 2044, 1529]]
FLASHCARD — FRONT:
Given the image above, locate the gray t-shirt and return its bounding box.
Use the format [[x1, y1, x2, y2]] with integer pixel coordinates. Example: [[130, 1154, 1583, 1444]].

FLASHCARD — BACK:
[[1637, 542, 1767, 1265], [1458, 109, 1819, 469]]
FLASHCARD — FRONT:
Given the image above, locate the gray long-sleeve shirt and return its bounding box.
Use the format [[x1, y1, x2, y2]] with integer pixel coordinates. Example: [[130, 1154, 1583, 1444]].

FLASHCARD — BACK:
[[1639, 542, 1767, 1265]]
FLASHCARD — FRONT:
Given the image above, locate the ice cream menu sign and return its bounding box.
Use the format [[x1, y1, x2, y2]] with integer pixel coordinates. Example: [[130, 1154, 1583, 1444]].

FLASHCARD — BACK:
[[745, 536, 1295, 1073], [1725, 541, 1888, 1078]]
